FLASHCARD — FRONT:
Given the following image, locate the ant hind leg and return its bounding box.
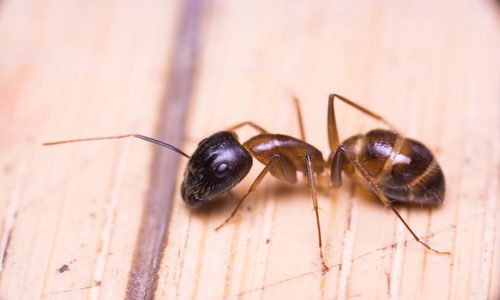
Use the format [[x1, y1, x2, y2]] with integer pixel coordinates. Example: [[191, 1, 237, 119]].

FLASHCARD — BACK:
[[327, 93, 401, 153], [337, 146, 450, 255], [329, 94, 399, 132]]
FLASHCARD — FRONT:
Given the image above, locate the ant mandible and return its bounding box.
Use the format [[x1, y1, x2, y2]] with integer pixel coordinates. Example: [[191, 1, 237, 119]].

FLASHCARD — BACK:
[[44, 94, 449, 273]]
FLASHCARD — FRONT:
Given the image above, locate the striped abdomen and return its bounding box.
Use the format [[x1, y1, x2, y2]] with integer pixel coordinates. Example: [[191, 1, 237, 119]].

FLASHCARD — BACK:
[[341, 129, 445, 205]]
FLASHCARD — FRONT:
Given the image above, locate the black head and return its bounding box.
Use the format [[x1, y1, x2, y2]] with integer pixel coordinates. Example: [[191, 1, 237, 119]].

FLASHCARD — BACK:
[[181, 131, 253, 207]]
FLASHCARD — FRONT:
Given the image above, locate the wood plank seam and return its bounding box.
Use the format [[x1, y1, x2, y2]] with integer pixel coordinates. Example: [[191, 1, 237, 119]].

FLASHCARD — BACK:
[[125, 0, 206, 298]]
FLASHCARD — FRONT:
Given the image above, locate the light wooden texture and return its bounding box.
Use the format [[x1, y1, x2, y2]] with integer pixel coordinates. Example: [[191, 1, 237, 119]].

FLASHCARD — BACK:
[[0, 0, 499, 299], [0, 0, 182, 298]]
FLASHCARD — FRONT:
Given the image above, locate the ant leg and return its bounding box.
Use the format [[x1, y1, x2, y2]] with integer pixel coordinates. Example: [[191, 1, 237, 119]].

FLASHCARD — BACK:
[[43, 134, 190, 158], [330, 94, 399, 131], [305, 154, 329, 272], [327, 94, 341, 152], [327, 94, 400, 152], [227, 121, 269, 134], [292, 97, 306, 141], [228, 97, 306, 140], [214, 154, 280, 231], [337, 146, 450, 255]]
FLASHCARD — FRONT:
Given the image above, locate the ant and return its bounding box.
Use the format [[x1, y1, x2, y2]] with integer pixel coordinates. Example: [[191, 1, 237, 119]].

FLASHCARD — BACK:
[[44, 93, 449, 273]]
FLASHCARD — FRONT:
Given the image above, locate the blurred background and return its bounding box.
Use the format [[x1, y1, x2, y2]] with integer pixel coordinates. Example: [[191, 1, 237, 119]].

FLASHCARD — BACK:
[[0, 0, 498, 299]]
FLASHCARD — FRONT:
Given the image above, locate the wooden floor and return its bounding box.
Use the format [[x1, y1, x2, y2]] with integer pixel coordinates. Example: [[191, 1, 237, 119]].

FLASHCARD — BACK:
[[0, 0, 499, 299]]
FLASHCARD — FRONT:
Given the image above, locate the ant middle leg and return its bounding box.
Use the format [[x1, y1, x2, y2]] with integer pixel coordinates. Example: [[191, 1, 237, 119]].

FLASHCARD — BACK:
[[305, 154, 329, 272], [332, 146, 450, 255]]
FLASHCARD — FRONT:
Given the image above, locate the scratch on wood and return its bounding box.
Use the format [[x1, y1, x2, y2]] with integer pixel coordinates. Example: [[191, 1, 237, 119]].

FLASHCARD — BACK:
[[385, 270, 391, 296], [125, 0, 205, 297], [250, 190, 276, 298], [89, 144, 128, 299], [337, 185, 357, 300], [419, 209, 432, 293], [0, 161, 25, 273], [389, 208, 406, 300], [44, 281, 101, 296], [237, 220, 464, 298], [447, 148, 465, 299], [174, 216, 192, 299], [190, 216, 208, 299], [238, 267, 330, 297], [479, 150, 499, 299], [222, 220, 241, 298], [0, 234, 12, 272]]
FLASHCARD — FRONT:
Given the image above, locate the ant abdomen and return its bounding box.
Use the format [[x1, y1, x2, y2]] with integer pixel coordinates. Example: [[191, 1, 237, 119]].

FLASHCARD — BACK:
[[340, 129, 445, 205], [181, 131, 253, 207]]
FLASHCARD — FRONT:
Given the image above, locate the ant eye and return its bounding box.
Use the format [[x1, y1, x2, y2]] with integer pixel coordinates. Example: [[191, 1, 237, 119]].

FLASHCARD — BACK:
[[215, 163, 228, 177]]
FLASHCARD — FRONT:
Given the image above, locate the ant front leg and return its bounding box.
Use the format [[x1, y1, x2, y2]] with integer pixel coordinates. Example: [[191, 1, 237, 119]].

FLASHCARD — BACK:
[[226, 121, 269, 134], [292, 96, 307, 141], [228, 96, 308, 141], [334, 146, 450, 255], [214, 154, 281, 231]]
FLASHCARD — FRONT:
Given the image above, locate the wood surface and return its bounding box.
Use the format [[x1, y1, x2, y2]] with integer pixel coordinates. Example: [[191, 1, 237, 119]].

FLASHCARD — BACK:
[[0, 0, 499, 299]]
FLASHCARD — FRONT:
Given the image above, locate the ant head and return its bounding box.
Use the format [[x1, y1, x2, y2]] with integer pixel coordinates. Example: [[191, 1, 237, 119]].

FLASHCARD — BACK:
[[43, 131, 252, 208], [181, 131, 253, 207]]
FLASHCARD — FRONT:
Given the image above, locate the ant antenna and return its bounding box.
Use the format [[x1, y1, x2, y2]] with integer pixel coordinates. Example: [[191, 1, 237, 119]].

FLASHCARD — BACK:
[[43, 134, 190, 158]]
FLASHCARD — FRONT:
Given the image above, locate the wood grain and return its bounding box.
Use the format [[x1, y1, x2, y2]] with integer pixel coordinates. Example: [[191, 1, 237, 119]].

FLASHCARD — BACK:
[[0, 0, 499, 299], [0, 0, 182, 298], [125, 0, 204, 298]]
